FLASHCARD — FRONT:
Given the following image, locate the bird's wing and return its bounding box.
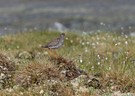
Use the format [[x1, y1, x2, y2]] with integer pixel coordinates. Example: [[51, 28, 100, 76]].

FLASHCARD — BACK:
[[47, 38, 60, 47]]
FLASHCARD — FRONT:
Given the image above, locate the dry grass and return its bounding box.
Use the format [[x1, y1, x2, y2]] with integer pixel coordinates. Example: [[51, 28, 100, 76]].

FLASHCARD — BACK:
[[0, 53, 16, 89], [14, 63, 60, 87]]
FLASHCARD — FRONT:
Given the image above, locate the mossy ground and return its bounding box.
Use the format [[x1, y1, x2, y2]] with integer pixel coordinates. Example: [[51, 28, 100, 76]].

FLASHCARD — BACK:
[[0, 31, 135, 96]]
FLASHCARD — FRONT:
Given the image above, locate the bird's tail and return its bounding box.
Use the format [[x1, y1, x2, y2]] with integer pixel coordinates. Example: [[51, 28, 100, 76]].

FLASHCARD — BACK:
[[41, 45, 48, 48]]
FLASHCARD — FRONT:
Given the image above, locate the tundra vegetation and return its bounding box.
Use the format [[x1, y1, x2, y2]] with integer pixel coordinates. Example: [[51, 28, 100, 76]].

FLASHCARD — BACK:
[[0, 31, 134, 96]]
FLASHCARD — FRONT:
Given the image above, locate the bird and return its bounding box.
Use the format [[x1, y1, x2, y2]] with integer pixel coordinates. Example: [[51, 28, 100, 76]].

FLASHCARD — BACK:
[[41, 33, 65, 49], [41, 33, 65, 58]]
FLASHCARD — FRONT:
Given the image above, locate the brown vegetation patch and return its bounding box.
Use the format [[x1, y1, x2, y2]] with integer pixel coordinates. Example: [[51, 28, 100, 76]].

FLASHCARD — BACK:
[[48, 82, 75, 96], [101, 71, 135, 93], [50, 56, 88, 81], [0, 53, 16, 88], [14, 63, 60, 87]]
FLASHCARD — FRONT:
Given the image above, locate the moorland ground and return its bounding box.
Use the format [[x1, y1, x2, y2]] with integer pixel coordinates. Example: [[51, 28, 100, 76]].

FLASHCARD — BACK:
[[0, 31, 134, 96]]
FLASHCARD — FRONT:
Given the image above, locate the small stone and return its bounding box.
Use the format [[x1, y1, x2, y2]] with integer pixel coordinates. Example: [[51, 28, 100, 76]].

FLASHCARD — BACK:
[[78, 86, 89, 93], [40, 89, 44, 94], [20, 92, 23, 95]]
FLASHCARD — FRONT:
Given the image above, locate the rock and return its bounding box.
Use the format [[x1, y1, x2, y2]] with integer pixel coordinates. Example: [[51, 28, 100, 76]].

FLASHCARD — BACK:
[[85, 76, 102, 89], [112, 91, 135, 96], [70, 75, 89, 96], [49, 22, 67, 32], [16, 51, 33, 59]]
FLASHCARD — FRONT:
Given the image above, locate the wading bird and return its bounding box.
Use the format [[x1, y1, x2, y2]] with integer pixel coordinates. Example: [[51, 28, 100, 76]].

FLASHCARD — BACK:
[[41, 33, 65, 58], [41, 33, 65, 49]]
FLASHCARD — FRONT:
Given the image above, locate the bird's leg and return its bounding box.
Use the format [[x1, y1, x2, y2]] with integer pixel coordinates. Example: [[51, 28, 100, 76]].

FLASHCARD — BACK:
[[48, 49, 54, 58], [52, 49, 61, 59], [53, 50, 59, 57], [48, 49, 59, 59], [47, 49, 60, 65]]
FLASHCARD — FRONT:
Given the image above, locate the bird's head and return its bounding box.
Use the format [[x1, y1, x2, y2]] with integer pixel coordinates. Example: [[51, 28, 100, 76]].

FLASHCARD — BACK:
[[60, 33, 65, 38], [61, 33, 65, 36]]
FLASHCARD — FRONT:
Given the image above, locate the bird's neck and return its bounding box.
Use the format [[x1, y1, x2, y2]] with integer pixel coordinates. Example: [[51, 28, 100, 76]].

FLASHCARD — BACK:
[[60, 35, 65, 39]]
